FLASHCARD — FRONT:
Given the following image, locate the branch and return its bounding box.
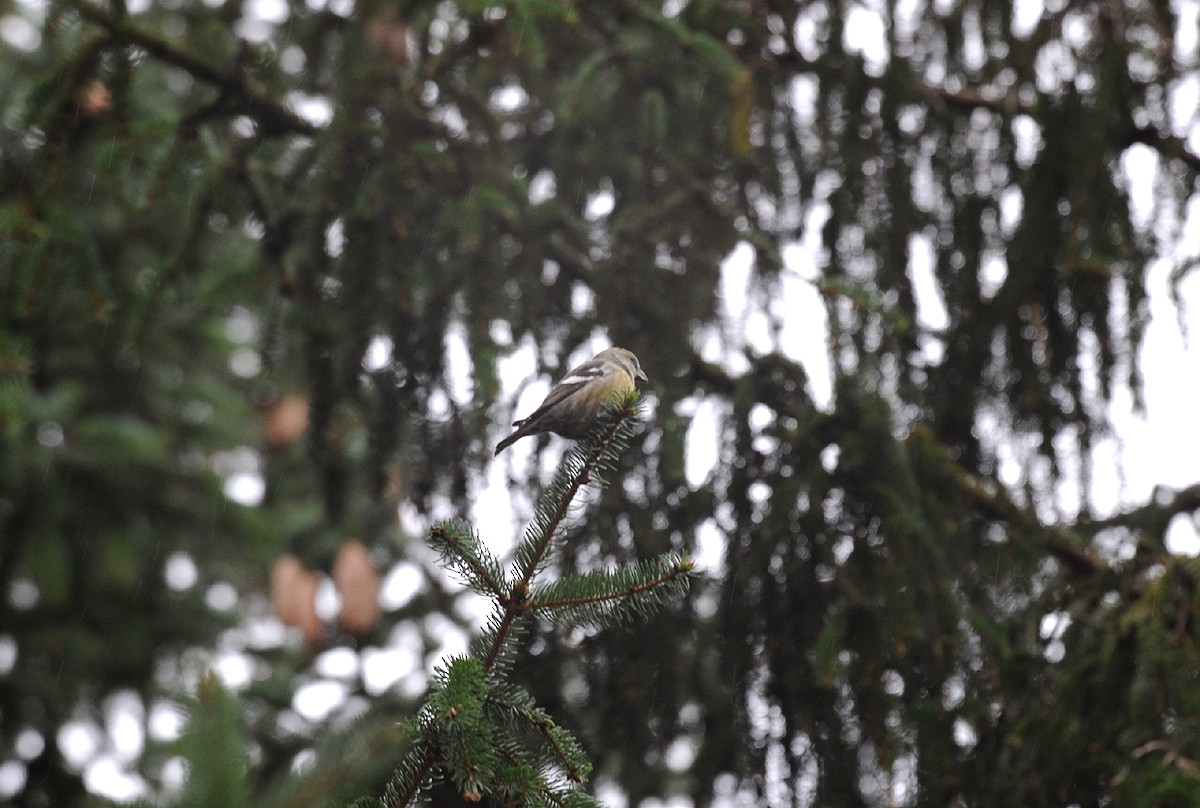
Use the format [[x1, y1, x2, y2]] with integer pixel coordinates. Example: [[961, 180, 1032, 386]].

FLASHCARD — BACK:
[[1078, 483, 1200, 541], [926, 84, 1028, 116], [925, 84, 1200, 177], [534, 722, 588, 784], [68, 0, 319, 137], [386, 741, 437, 808], [484, 692, 590, 784], [479, 605, 520, 673], [958, 473, 1104, 576], [515, 402, 637, 585], [527, 559, 694, 613], [481, 397, 639, 672], [429, 523, 507, 598], [1127, 123, 1200, 176], [389, 395, 647, 807]]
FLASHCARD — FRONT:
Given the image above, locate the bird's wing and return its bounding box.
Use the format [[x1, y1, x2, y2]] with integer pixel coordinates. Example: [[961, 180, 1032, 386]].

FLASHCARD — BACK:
[[513, 377, 589, 426]]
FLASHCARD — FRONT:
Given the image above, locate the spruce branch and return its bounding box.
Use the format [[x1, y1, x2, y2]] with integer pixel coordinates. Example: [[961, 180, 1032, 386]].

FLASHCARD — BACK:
[[382, 741, 437, 808], [1076, 482, 1200, 543], [427, 658, 497, 798], [480, 390, 641, 675], [471, 600, 530, 679], [429, 520, 507, 598], [383, 389, 694, 807], [527, 553, 695, 629], [958, 472, 1103, 576], [485, 684, 592, 785], [511, 392, 640, 586]]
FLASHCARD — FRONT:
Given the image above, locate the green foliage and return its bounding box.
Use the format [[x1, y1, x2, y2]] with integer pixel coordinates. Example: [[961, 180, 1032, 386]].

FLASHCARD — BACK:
[[526, 553, 694, 630], [174, 674, 250, 808]]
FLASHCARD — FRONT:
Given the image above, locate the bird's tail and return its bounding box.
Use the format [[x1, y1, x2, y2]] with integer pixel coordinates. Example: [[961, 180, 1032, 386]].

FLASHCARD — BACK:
[[494, 429, 523, 456]]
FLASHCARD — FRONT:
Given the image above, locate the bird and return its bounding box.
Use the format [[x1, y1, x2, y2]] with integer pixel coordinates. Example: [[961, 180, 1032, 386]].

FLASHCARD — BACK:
[[494, 347, 647, 455]]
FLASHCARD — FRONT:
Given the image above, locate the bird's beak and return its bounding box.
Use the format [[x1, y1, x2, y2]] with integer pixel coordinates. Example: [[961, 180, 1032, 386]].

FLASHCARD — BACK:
[[636, 367, 648, 381]]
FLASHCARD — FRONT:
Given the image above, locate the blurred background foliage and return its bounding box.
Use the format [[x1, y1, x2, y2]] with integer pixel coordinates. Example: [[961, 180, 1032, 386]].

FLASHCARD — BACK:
[[2, 0, 1200, 805]]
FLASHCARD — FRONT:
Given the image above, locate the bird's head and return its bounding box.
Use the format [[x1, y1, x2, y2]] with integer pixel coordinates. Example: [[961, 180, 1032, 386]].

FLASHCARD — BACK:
[[603, 347, 648, 382]]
